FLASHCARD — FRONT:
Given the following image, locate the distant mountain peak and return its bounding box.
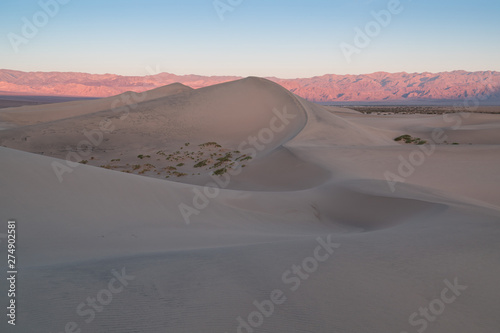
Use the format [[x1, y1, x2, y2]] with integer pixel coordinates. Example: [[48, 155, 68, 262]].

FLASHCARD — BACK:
[[0, 69, 499, 103]]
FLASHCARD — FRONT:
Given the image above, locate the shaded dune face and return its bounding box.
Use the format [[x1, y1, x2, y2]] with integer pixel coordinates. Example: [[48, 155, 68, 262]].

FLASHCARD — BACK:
[[286, 97, 396, 147], [314, 181, 447, 231], [218, 179, 448, 233], [215, 146, 332, 191]]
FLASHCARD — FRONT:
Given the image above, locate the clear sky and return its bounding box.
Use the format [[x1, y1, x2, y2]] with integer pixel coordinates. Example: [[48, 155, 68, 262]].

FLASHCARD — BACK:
[[1, 0, 499, 78]]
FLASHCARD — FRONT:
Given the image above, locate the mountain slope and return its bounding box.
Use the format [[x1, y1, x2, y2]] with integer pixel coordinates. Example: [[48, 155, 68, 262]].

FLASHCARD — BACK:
[[1, 69, 499, 103]]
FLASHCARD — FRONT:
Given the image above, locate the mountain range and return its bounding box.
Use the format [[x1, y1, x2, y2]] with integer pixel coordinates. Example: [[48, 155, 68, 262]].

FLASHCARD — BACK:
[[1, 69, 499, 103]]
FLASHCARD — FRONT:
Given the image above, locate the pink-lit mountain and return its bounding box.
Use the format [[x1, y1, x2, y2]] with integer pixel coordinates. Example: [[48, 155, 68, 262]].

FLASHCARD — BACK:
[[1, 69, 499, 103]]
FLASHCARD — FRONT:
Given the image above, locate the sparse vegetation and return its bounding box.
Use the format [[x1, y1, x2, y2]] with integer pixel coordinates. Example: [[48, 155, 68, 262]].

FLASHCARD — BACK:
[[199, 142, 222, 148], [88, 141, 254, 180], [394, 135, 412, 143], [395, 134, 427, 145], [238, 155, 252, 162], [194, 160, 208, 168], [175, 172, 187, 177], [217, 152, 233, 162], [79, 160, 88, 164], [213, 167, 227, 176]]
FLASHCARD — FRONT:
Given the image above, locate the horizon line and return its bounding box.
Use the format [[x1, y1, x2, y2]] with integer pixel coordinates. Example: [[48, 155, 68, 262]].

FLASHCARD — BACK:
[[1, 68, 499, 81]]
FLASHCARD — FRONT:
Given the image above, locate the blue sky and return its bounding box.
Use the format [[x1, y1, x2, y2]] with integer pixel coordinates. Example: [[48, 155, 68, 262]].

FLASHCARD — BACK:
[[1, 0, 499, 78]]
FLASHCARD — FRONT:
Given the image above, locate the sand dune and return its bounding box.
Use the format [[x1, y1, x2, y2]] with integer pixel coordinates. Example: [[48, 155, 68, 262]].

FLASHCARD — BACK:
[[1, 78, 499, 332], [0, 83, 193, 126]]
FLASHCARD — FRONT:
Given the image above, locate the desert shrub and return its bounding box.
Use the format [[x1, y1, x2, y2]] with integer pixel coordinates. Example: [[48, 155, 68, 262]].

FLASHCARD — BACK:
[[132, 164, 141, 170], [194, 160, 208, 168], [395, 134, 428, 145], [199, 142, 222, 148], [217, 153, 233, 162], [137, 154, 150, 159], [213, 167, 227, 176], [79, 160, 88, 164], [111, 159, 120, 162], [177, 163, 185, 167], [394, 135, 412, 142]]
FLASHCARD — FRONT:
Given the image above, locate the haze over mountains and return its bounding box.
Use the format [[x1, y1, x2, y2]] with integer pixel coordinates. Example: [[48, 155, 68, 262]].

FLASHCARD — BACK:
[[1, 69, 499, 103]]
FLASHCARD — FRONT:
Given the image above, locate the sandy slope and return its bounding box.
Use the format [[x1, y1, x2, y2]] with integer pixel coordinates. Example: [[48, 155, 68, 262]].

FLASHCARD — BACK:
[[0, 83, 193, 126], [1, 78, 499, 333]]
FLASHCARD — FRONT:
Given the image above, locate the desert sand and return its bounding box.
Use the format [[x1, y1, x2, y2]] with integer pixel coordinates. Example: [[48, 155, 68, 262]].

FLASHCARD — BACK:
[[0, 77, 499, 332]]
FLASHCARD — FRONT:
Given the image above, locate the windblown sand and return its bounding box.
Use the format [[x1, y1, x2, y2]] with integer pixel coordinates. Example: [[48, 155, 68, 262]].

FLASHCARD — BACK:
[[0, 78, 499, 332]]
